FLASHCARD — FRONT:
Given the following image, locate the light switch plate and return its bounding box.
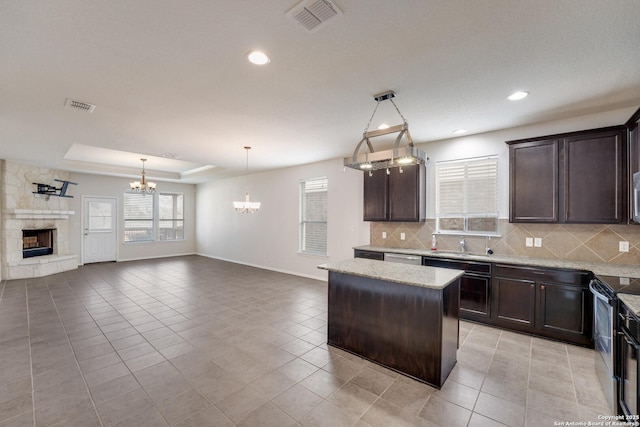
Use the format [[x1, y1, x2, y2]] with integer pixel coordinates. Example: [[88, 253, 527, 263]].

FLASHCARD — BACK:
[[382, 231, 387, 239], [525, 237, 533, 247], [400, 232, 405, 240], [620, 241, 630, 252], [534, 238, 542, 247]]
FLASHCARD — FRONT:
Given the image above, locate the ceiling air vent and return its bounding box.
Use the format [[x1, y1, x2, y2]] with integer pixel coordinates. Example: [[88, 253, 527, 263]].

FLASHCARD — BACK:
[[287, 0, 342, 33], [65, 98, 96, 113]]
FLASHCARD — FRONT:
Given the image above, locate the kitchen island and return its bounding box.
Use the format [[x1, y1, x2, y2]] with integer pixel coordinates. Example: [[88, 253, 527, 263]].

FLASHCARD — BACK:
[[318, 258, 463, 388]]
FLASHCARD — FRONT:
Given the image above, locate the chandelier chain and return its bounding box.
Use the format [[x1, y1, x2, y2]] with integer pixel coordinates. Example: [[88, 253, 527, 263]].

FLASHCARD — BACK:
[[362, 101, 381, 135]]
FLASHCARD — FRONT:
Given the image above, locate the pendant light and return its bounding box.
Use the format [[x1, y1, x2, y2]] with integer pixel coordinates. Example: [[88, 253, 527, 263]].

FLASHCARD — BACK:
[[129, 158, 156, 194], [343, 90, 427, 172], [233, 146, 261, 213]]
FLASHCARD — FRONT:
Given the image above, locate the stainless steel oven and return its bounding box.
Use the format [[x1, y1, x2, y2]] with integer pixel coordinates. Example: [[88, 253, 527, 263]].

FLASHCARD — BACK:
[[633, 172, 640, 223], [590, 278, 618, 413]]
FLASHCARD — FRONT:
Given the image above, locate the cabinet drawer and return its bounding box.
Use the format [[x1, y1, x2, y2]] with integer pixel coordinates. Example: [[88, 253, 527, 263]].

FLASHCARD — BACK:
[[495, 264, 590, 285], [423, 257, 491, 275]]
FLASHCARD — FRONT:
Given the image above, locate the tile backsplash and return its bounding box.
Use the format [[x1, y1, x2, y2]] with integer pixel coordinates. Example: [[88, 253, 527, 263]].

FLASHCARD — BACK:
[[370, 220, 640, 265]]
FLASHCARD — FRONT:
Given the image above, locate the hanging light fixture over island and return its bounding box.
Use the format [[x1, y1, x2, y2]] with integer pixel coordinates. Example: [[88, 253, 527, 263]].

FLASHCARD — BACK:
[[233, 146, 261, 213], [344, 90, 428, 172]]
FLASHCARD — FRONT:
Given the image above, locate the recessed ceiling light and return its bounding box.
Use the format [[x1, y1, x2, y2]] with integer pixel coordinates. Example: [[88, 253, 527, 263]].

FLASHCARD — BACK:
[[377, 124, 390, 130], [453, 129, 467, 135], [507, 91, 529, 101], [247, 51, 270, 65]]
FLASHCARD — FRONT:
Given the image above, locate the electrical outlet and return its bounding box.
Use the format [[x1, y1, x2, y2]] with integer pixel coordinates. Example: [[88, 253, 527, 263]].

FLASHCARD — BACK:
[[534, 237, 542, 247], [400, 232, 405, 240], [382, 231, 387, 239], [525, 237, 533, 247], [620, 241, 630, 252]]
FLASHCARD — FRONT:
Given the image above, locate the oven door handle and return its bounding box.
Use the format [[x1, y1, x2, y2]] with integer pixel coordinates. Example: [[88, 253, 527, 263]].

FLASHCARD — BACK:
[[620, 328, 640, 350], [590, 281, 613, 305]]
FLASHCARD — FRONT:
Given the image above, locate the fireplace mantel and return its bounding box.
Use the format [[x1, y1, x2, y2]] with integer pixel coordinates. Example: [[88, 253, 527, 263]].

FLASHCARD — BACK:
[[3, 209, 75, 219]]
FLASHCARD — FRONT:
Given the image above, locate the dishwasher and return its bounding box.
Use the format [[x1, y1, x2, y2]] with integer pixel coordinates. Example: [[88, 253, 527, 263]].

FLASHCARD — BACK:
[[384, 253, 422, 265]]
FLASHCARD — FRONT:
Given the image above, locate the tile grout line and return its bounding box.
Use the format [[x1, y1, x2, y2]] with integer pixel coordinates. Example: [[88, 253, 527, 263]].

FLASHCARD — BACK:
[[25, 280, 36, 427], [523, 333, 533, 426], [45, 277, 108, 427]]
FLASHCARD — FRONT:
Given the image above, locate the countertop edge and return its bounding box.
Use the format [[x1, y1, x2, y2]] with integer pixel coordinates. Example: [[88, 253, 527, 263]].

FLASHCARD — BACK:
[[354, 245, 640, 279], [319, 259, 464, 290]]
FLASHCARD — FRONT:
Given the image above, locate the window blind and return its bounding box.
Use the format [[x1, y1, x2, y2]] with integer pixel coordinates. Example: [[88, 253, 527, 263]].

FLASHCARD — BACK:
[[436, 157, 498, 233], [300, 177, 328, 255], [159, 193, 184, 241], [123, 193, 154, 242]]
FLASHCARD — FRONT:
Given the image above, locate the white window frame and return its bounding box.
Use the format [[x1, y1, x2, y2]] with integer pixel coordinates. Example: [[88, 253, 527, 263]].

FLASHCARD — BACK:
[[123, 192, 155, 243], [299, 177, 328, 256], [435, 156, 499, 236], [158, 193, 184, 241]]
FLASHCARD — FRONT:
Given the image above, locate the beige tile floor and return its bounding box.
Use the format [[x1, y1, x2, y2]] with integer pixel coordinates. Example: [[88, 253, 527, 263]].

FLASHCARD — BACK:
[[0, 255, 614, 426]]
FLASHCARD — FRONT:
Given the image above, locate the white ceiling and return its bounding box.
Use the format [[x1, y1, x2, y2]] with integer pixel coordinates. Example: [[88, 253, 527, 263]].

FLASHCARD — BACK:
[[1, 0, 640, 183]]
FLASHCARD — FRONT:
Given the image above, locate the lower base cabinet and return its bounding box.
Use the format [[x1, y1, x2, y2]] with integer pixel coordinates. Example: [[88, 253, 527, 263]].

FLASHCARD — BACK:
[[493, 264, 592, 346], [494, 277, 536, 327], [356, 250, 594, 347]]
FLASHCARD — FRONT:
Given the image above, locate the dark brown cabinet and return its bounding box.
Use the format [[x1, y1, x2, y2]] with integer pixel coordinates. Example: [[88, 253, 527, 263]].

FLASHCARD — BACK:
[[493, 276, 536, 328], [493, 264, 592, 346], [362, 164, 426, 222], [507, 127, 626, 224], [354, 249, 594, 346], [509, 139, 559, 222], [564, 130, 624, 223], [363, 169, 388, 221], [627, 107, 640, 223]]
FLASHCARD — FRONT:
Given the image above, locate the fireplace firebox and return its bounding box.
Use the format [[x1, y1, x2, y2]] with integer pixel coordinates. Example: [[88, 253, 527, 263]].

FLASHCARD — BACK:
[[22, 228, 55, 258]]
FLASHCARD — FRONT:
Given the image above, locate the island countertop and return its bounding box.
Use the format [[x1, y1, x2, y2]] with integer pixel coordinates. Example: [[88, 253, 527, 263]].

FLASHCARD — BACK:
[[318, 258, 464, 289]]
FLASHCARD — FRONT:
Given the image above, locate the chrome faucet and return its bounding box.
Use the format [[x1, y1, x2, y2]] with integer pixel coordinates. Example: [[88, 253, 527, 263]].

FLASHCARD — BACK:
[[459, 237, 466, 253]]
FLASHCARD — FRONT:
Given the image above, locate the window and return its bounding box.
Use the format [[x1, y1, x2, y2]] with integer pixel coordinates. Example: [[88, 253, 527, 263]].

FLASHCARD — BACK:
[[436, 156, 498, 234], [123, 193, 154, 242], [300, 177, 328, 256], [159, 193, 184, 241]]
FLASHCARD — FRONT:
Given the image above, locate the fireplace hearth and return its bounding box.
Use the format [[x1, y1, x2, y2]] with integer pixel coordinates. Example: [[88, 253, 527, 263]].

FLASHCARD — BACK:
[[23, 228, 55, 258]]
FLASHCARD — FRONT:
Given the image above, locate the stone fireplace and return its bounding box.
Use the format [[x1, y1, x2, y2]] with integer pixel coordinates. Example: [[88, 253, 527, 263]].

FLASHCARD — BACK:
[[1, 160, 78, 279]]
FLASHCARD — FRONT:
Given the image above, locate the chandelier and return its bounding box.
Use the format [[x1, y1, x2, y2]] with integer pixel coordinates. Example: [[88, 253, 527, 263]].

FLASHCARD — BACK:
[[233, 146, 261, 213], [129, 158, 156, 194], [343, 90, 427, 172]]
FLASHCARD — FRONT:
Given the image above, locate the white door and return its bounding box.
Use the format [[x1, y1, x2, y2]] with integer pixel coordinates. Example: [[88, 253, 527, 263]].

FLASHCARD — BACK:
[[83, 197, 117, 264]]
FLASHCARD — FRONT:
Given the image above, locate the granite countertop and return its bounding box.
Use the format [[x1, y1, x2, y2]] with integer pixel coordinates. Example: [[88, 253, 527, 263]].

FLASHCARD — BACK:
[[318, 258, 464, 290], [619, 293, 640, 317], [355, 245, 640, 279]]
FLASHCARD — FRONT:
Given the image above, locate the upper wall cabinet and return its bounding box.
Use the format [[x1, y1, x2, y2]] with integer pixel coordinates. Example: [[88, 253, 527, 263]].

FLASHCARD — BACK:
[[363, 163, 426, 222], [507, 126, 626, 224], [627, 107, 640, 222]]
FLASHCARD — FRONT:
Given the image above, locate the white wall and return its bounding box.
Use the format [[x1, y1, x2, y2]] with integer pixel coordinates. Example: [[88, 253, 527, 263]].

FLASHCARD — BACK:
[[420, 106, 637, 219], [194, 105, 635, 280], [196, 157, 370, 281], [68, 173, 196, 264]]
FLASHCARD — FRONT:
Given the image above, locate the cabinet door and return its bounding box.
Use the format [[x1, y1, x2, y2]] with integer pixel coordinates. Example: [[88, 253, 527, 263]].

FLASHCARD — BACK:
[[509, 139, 559, 222], [389, 164, 425, 222], [537, 281, 591, 344], [564, 130, 624, 223], [493, 277, 536, 330], [460, 274, 491, 319], [363, 169, 388, 221]]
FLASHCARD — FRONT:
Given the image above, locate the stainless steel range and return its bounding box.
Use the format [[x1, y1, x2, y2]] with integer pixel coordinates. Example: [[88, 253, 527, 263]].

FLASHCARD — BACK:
[[590, 275, 640, 414]]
